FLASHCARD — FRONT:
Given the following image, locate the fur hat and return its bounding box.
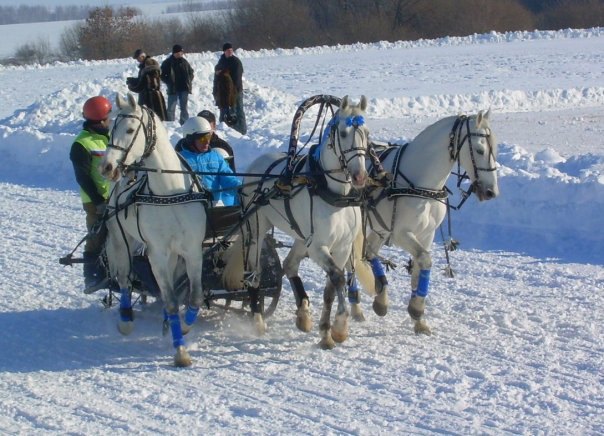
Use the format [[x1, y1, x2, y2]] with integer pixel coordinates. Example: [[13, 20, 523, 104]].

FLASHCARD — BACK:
[[133, 49, 144, 59], [222, 42, 233, 51], [172, 44, 183, 54]]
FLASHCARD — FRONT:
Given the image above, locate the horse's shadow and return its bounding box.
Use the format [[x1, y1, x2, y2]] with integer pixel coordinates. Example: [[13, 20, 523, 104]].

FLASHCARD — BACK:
[[0, 303, 181, 373]]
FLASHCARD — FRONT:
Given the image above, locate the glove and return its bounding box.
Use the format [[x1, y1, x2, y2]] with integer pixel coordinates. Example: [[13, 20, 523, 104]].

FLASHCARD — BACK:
[[95, 203, 107, 217]]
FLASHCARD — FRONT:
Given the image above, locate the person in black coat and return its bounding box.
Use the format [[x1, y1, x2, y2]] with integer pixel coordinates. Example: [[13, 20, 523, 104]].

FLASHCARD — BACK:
[[213, 42, 247, 135], [160, 44, 194, 125], [127, 49, 167, 120]]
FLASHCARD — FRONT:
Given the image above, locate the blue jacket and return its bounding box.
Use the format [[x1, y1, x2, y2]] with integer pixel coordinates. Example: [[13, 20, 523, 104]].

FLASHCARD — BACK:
[[180, 148, 241, 206]]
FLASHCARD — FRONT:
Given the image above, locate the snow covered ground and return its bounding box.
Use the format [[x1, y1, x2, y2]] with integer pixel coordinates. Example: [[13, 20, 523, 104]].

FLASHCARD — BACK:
[[0, 28, 602, 434]]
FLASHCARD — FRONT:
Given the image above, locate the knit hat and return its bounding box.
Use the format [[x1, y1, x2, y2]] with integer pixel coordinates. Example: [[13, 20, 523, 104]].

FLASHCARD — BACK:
[[197, 110, 216, 124], [133, 48, 144, 59], [172, 44, 183, 54], [222, 42, 233, 51]]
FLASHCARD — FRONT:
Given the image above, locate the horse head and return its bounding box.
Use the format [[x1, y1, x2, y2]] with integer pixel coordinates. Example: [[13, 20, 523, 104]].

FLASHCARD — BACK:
[[322, 95, 369, 192], [101, 93, 156, 182], [455, 110, 499, 201]]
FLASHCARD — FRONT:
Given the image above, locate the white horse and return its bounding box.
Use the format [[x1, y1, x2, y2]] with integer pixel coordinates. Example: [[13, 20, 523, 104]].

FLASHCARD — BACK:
[[101, 94, 208, 367], [224, 96, 369, 349], [354, 111, 499, 335]]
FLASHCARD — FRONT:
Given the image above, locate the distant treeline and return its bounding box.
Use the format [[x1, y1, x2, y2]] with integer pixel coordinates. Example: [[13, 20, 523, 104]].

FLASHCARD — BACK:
[[0, 5, 95, 24], [2, 0, 603, 65]]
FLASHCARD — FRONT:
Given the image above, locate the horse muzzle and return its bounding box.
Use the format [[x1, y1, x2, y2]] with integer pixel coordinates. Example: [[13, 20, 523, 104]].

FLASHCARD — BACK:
[[474, 182, 499, 201], [100, 162, 121, 182], [351, 170, 368, 188]]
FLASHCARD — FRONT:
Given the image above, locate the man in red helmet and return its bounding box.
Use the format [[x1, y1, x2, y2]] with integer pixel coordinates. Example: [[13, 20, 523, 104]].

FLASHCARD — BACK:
[[69, 95, 112, 293]]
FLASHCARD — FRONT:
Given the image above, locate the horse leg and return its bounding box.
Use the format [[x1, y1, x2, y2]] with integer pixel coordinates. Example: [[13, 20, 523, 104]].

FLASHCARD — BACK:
[[104, 226, 135, 335], [242, 217, 269, 336], [347, 270, 365, 322], [314, 247, 349, 345], [365, 232, 389, 316], [405, 245, 433, 336], [318, 280, 337, 350], [150, 252, 192, 367], [181, 245, 205, 336], [117, 288, 134, 335], [283, 240, 312, 332]]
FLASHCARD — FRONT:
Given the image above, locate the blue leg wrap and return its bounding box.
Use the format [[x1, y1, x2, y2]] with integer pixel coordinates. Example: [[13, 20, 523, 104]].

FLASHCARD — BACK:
[[347, 272, 359, 304], [119, 289, 133, 322], [370, 258, 385, 278], [416, 269, 431, 297], [184, 306, 199, 326], [168, 314, 185, 348]]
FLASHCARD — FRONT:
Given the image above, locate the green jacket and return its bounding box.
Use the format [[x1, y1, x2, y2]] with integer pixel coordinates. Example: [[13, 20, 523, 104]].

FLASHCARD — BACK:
[[70, 128, 109, 204]]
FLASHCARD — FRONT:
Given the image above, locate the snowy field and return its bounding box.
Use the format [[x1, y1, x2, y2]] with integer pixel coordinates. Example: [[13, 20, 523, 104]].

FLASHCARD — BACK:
[[0, 27, 603, 434]]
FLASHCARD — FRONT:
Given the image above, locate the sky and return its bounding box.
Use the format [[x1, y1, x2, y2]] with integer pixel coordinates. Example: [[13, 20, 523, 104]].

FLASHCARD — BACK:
[[0, 26, 603, 434]]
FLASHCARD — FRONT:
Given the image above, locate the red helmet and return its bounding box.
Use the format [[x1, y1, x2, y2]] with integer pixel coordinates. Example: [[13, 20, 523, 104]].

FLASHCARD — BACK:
[[83, 96, 112, 122]]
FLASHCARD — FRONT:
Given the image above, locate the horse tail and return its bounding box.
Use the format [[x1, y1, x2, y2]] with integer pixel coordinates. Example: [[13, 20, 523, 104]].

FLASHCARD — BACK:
[[221, 236, 245, 290], [353, 230, 377, 296]]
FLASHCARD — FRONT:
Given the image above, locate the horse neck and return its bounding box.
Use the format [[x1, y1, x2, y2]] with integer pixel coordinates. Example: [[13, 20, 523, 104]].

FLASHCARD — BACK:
[[399, 117, 458, 189], [144, 129, 190, 195]]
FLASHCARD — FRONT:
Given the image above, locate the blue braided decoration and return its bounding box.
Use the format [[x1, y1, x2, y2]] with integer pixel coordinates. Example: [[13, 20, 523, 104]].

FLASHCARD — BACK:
[[168, 314, 185, 348], [370, 257, 386, 278], [345, 115, 365, 127], [416, 269, 431, 297], [184, 306, 199, 326]]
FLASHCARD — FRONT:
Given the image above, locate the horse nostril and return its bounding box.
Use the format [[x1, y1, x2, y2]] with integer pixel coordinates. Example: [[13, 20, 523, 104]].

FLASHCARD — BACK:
[[485, 189, 495, 199]]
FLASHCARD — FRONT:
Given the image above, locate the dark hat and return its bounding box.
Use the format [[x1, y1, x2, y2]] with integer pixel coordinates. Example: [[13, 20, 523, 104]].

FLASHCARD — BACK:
[[222, 42, 233, 51], [133, 48, 144, 59], [197, 110, 216, 124], [172, 44, 183, 54]]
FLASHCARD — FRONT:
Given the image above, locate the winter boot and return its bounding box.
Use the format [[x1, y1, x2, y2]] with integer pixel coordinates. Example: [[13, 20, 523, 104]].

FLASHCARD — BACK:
[[83, 252, 109, 294]]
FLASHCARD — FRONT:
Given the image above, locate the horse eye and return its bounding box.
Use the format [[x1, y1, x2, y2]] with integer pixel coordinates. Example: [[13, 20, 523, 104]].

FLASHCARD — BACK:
[[127, 128, 135, 134], [340, 131, 347, 139], [476, 146, 485, 156]]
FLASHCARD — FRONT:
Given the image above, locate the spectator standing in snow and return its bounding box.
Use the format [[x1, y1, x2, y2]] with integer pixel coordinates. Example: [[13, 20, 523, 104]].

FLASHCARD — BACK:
[[161, 44, 194, 125], [126, 48, 167, 120], [213, 42, 246, 135]]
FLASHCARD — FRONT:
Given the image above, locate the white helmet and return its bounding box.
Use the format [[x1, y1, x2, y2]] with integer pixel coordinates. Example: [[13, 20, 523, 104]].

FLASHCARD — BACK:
[[181, 116, 211, 137]]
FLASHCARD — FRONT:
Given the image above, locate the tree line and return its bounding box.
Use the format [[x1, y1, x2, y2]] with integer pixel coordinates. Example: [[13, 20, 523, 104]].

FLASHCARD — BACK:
[[2, 0, 603, 65]]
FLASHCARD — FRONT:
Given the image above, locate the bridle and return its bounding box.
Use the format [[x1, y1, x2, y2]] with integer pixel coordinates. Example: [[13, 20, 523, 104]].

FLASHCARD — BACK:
[[322, 113, 369, 186], [107, 105, 158, 174], [448, 114, 497, 198]]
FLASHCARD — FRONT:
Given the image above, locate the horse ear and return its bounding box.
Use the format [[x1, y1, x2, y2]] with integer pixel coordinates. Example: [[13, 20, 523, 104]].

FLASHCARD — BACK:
[[359, 95, 367, 112], [116, 94, 127, 110], [127, 93, 137, 109], [341, 95, 350, 111], [476, 109, 491, 128]]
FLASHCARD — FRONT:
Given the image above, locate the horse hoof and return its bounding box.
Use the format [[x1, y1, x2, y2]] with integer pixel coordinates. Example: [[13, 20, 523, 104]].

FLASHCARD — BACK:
[[407, 296, 425, 321], [117, 320, 134, 336], [295, 300, 312, 332], [331, 313, 349, 343], [372, 300, 388, 317], [351, 304, 366, 322], [414, 319, 432, 336], [253, 313, 267, 336], [318, 336, 336, 350], [174, 346, 192, 367]]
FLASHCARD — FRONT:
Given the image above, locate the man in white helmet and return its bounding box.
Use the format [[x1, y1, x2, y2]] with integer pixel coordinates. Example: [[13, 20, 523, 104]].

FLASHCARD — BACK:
[[179, 116, 241, 206]]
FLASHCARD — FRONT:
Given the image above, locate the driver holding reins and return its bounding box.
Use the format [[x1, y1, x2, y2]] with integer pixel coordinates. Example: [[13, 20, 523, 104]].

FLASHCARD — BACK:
[[178, 116, 241, 206], [69, 96, 112, 293]]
